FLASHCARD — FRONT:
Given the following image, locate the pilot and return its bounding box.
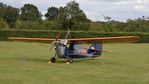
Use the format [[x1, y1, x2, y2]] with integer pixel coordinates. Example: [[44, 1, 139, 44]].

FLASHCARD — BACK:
[[69, 41, 75, 53], [88, 46, 96, 54]]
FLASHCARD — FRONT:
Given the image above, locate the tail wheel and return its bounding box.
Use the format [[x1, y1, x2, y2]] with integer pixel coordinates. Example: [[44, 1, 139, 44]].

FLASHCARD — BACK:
[[48, 57, 56, 64]]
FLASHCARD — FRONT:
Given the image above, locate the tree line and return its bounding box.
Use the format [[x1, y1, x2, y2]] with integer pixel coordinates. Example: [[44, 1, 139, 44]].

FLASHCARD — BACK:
[[0, 1, 149, 32], [91, 16, 149, 32]]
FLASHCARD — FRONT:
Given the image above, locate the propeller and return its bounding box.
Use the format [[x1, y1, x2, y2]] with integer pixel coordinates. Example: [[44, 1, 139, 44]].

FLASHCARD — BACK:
[[49, 32, 61, 53]]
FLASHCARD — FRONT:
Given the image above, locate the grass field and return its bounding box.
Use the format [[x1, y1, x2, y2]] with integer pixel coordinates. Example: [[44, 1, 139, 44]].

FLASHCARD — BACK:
[[0, 41, 149, 84]]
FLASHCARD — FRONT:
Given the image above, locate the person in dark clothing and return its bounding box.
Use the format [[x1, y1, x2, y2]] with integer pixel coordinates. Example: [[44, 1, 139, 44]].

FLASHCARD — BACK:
[[69, 41, 75, 52]]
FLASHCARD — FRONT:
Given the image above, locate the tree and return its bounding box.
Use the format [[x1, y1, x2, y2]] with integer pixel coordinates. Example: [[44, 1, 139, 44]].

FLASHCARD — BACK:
[[45, 7, 59, 20], [58, 1, 90, 30], [125, 16, 149, 32], [0, 3, 19, 28], [103, 16, 114, 32], [20, 4, 42, 21], [0, 17, 9, 29]]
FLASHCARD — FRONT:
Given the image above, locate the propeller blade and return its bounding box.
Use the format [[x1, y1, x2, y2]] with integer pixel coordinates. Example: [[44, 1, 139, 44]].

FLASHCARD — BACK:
[[49, 43, 55, 52], [49, 32, 61, 52]]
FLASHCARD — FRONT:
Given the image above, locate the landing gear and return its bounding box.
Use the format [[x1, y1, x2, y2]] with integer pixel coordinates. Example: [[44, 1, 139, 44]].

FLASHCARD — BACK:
[[66, 58, 73, 64], [48, 57, 56, 64], [48, 53, 73, 64], [48, 57, 73, 64]]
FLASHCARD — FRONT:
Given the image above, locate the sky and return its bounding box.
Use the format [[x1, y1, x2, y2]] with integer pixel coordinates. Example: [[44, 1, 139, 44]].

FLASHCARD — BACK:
[[1, 0, 149, 22]]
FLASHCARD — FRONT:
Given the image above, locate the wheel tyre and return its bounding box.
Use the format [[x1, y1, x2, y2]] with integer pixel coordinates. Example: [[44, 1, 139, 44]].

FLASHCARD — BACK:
[[50, 57, 56, 63], [69, 59, 73, 63], [48, 61, 52, 64], [66, 59, 73, 64], [66, 61, 71, 64]]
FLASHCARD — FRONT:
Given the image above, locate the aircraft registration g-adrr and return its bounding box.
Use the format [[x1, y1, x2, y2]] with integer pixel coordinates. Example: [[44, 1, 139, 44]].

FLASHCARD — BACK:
[[8, 30, 140, 64]]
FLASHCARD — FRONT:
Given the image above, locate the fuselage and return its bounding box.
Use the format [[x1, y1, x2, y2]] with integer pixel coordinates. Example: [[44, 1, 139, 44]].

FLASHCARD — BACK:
[[54, 40, 103, 59]]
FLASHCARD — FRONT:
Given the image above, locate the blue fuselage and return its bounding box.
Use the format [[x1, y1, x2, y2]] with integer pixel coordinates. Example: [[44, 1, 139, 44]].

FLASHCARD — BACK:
[[55, 43, 102, 59]]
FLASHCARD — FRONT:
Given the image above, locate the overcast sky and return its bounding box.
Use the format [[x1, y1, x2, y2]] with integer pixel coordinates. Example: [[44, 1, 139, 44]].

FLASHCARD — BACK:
[[1, 0, 149, 22]]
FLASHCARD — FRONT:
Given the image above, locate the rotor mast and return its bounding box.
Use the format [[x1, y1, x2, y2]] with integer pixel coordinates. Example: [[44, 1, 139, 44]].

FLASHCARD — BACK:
[[65, 28, 71, 39]]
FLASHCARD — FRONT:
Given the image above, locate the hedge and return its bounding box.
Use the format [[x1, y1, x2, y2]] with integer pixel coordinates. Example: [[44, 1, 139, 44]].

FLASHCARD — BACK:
[[0, 29, 149, 43]]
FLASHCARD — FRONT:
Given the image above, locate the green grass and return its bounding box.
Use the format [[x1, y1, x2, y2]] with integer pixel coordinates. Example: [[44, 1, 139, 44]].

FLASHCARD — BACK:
[[0, 41, 149, 84]]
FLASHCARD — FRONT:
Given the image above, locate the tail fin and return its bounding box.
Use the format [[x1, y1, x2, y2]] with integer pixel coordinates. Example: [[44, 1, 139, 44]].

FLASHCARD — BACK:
[[89, 43, 103, 55]]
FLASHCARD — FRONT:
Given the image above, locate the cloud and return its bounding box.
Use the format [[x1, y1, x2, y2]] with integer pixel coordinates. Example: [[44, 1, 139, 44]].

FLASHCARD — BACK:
[[134, 0, 149, 12], [134, 5, 145, 10], [136, 0, 149, 4], [1, 0, 149, 21], [87, 0, 135, 2]]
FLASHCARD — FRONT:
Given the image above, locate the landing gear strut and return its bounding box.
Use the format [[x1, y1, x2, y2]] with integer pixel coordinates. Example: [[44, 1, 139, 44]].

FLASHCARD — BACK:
[[48, 57, 56, 64]]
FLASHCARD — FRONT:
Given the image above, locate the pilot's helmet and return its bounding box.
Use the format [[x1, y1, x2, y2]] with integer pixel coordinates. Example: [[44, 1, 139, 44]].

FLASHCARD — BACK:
[[91, 47, 95, 50]]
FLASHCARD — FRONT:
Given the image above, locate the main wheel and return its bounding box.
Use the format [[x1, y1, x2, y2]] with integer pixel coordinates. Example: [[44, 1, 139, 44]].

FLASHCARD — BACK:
[[66, 58, 73, 64], [48, 57, 56, 64]]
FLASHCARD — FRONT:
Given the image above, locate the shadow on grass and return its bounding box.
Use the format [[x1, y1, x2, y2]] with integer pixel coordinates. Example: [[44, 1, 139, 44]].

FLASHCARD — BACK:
[[13, 56, 123, 66], [55, 58, 105, 64], [14, 56, 48, 64]]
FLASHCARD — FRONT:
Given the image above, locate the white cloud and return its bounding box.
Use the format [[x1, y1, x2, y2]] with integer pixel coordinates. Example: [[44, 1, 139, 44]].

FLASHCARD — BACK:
[[134, 0, 149, 12], [134, 5, 145, 10], [136, 0, 149, 4], [1, 0, 149, 21]]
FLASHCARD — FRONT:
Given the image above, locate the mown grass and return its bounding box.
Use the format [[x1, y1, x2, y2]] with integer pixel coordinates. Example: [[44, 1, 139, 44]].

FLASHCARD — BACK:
[[0, 41, 149, 84]]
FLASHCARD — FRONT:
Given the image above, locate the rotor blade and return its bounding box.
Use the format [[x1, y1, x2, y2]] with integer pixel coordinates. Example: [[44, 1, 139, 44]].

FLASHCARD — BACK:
[[55, 32, 61, 41], [102, 50, 112, 52], [88, 49, 112, 52]]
